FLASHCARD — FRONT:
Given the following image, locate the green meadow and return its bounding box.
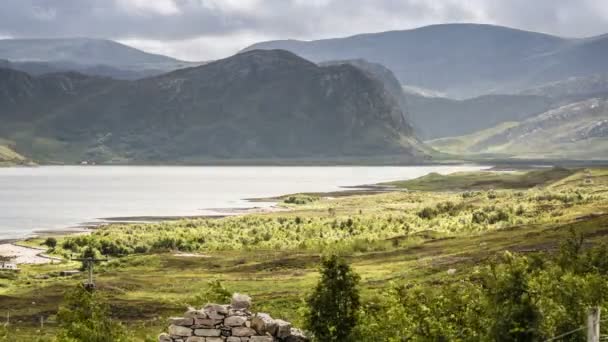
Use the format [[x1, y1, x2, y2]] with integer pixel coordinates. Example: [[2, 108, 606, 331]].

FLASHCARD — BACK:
[[1, 167, 608, 340]]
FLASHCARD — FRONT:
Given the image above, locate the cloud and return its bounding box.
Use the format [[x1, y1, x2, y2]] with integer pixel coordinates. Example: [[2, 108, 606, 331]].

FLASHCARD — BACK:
[[0, 0, 606, 60]]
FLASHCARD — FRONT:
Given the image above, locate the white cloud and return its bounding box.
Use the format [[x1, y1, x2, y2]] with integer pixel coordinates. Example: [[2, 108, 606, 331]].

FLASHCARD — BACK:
[[115, 0, 180, 16], [119, 31, 271, 61]]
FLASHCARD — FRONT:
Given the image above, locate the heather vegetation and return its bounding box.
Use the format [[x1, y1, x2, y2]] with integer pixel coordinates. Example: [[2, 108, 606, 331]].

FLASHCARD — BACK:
[[1, 168, 608, 341]]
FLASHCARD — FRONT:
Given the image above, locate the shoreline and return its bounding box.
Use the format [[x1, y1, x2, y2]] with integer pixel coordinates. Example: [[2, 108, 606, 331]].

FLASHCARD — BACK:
[[0, 164, 552, 265]]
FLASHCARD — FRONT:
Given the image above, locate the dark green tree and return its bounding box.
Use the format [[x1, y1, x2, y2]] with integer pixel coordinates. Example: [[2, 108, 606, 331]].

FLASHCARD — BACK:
[[306, 255, 360, 342], [56, 284, 130, 342]]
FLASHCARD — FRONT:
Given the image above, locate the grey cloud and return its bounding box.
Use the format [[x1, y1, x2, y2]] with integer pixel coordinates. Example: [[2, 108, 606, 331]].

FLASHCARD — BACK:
[[0, 0, 606, 60]]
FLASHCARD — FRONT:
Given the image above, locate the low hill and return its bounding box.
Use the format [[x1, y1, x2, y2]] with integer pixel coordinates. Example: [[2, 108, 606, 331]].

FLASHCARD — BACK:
[[429, 97, 608, 159], [1, 50, 427, 164]]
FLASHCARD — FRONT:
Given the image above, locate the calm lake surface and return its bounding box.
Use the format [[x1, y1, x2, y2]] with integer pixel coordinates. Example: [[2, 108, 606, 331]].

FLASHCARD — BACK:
[[0, 165, 487, 239]]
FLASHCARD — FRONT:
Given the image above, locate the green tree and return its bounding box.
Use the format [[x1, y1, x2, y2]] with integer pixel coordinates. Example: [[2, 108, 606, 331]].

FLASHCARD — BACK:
[[306, 255, 360, 342], [55, 284, 130, 342]]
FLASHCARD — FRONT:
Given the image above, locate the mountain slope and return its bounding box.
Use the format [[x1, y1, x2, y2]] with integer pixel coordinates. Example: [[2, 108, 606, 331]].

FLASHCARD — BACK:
[[429, 98, 608, 159], [319, 59, 410, 121], [244, 24, 608, 98], [1, 50, 427, 164], [406, 93, 555, 139]]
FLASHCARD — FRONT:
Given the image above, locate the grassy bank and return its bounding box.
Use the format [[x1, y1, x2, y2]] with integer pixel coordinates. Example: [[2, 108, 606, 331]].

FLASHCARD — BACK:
[[1, 167, 607, 340]]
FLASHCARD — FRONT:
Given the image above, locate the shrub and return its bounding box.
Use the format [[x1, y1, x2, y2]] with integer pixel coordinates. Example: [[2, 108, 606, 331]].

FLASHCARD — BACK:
[[306, 255, 361, 341], [44, 237, 57, 249], [56, 284, 130, 342]]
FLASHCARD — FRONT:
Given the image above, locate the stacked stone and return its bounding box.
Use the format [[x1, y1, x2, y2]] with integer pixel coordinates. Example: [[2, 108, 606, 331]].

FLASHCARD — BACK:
[[158, 294, 308, 342]]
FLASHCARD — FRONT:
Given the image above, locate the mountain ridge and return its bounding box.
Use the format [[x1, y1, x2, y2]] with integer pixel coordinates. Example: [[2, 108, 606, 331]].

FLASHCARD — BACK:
[[0, 49, 428, 164], [243, 23, 608, 98]]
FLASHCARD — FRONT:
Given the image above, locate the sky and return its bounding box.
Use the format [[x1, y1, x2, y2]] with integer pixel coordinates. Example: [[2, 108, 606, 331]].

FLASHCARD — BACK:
[[0, 0, 607, 61]]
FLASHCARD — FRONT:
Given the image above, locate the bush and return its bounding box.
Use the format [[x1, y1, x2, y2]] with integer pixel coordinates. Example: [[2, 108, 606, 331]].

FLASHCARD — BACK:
[[44, 237, 57, 249], [56, 284, 130, 342], [417, 207, 438, 220], [306, 255, 360, 342]]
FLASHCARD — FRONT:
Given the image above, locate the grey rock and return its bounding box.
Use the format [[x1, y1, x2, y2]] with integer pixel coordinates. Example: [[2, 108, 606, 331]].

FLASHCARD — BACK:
[[184, 308, 208, 319], [231, 293, 252, 310], [204, 304, 229, 320], [194, 328, 222, 337], [225, 315, 247, 327], [158, 332, 172, 342], [168, 325, 193, 337], [232, 327, 257, 337], [206, 338, 224, 342], [251, 313, 277, 336], [185, 337, 205, 342], [249, 337, 274, 342], [170, 317, 194, 326], [194, 318, 221, 328], [227, 337, 241, 342], [274, 319, 292, 338], [285, 328, 308, 342]]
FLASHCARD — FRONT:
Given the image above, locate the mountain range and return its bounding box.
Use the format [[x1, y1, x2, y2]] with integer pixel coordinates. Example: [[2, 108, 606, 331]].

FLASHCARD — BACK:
[[1, 23, 607, 164], [0, 49, 427, 164], [244, 23, 608, 99]]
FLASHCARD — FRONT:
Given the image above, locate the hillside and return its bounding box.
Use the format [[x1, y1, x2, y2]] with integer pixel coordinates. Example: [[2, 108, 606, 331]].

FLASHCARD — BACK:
[[244, 23, 608, 98], [519, 74, 608, 99], [319, 59, 410, 121], [406, 93, 554, 139], [0, 50, 427, 164], [0, 139, 27, 165], [429, 97, 608, 159]]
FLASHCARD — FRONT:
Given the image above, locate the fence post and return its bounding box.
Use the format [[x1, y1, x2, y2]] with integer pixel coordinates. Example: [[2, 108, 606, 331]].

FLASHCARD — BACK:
[[587, 306, 600, 342]]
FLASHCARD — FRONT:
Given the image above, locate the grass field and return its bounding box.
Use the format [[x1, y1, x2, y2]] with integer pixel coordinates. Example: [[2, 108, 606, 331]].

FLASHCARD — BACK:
[[1, 167, 607, 340]]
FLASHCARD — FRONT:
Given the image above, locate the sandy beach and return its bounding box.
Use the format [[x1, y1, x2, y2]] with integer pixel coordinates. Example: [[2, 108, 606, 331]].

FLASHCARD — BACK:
[[0, 243, 62, 264]]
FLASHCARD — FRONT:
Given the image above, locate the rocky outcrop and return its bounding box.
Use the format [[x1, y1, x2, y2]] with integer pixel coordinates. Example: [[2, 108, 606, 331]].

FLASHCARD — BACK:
[[158, 294, 308, 342]]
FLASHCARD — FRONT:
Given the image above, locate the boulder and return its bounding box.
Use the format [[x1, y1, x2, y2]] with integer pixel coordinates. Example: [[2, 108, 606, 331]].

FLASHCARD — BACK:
[[251, 313, 277, 336], [168, 324, 193, 337], [206, 338, 224, 342], [227, 337, 241, 342], [231, 293, 252, 310]]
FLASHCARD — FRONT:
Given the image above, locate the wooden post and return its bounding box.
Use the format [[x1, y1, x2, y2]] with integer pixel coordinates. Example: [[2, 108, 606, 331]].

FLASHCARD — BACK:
[[587, 306, 600, 342]]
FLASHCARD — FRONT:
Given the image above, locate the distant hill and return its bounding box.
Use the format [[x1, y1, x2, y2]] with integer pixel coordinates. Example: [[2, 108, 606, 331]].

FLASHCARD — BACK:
[[0, 50, 428, 164], [244, 23, 608, 98], [406, 93, 555, 139], [0, 38, 199, 79], [519, 74, 608, 99], [429, 97, 608, 159]]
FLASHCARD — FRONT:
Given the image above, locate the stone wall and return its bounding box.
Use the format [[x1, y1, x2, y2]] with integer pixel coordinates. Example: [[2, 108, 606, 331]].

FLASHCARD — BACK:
[[158, 294, 308, 342]]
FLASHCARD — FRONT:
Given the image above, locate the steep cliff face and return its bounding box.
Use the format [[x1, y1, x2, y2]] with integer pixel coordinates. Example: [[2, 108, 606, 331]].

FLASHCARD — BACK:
[[0, 50, 427, 163]]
